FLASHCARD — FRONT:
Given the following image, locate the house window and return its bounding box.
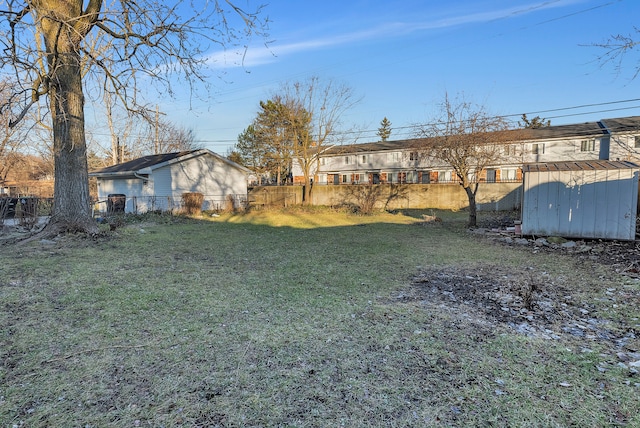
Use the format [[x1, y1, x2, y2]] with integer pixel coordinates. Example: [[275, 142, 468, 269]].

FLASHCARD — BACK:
[[438, 170, 452, 183], [388, 152, 401, 162], [362, 155, 367, 163], [502, 168, 517, 181], [580, 139, 595, 152], [320, 157, 326, 166], [344, 156, 350, 164], [635, 136, 640, 148], [531, 143, 545, 155], [409, 151, 418, 161], [503, 145, 516, 156], [342, 174, 349, 183]]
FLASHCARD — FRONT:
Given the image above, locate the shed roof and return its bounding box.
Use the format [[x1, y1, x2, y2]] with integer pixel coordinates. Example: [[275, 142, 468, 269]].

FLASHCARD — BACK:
[[523, 160, 639, 173]]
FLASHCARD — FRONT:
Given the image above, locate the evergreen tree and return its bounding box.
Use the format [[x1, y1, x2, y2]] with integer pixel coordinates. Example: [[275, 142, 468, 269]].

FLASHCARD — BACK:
[[519, 114, 550, 129], [377, 117, 392, 141]]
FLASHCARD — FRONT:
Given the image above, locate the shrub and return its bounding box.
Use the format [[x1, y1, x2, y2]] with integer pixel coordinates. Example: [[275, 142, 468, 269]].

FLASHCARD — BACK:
[[182, 192, 204, 216]]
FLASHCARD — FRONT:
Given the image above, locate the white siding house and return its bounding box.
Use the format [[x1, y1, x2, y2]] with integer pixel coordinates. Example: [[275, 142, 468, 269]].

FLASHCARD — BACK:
[[292, 116, 640, 185], [90, 149, 250, 213]]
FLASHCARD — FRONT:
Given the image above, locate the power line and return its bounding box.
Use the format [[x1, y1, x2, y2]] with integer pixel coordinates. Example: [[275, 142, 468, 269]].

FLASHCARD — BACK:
[[88, 98, 640, 147], [312, 99, 640, 140]]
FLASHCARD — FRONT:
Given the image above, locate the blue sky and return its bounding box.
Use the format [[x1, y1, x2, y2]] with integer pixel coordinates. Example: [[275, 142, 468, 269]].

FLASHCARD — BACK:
[[159, 0, 640, 154]]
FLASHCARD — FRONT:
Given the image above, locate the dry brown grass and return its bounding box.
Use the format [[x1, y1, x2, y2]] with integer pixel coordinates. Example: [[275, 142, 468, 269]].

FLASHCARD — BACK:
[[182, 192, 204, 215]]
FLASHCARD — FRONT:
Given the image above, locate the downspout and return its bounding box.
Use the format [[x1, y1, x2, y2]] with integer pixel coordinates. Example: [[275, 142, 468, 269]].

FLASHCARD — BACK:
[[134, 173, 149, 183], [597, 120, 611, 160]]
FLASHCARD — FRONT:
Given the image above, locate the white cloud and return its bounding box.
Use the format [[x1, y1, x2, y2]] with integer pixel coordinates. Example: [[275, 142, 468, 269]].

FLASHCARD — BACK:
[[205, 0, 585, 68]]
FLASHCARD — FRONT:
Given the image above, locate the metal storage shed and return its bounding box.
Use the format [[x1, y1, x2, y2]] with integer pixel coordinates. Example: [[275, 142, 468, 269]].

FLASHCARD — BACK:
[[521, 161, 639, 241]]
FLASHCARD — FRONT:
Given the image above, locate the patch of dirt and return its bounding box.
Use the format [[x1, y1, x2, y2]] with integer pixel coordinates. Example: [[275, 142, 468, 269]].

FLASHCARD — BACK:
[[476, 210, 640, 276], [490, 233, 640, 278], [573, 240, 640, 277], [408, 264, 640, 356]]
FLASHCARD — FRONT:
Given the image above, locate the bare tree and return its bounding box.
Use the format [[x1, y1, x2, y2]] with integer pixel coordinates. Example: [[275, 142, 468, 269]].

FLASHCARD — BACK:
[[0, 82, 27, 190], [101, 89, 135, 165], [280, 77, 359, 203], [0, 1, 267, 235], [144, 119, 200, 154], [592, 27, 640, 80], [415, 93, 512, 227]]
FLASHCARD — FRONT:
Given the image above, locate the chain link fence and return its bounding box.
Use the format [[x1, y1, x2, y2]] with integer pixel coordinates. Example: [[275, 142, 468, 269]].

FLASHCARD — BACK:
[[0, 197, 53, 229], [92, 194, 248, 216]]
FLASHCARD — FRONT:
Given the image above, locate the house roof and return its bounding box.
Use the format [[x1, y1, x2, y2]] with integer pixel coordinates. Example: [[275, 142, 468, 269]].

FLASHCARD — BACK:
[[324, 139, 419, 155], [517, 121, 608, 140], [599, 116, 640, 134], [322, 116, 640, 156], [91, 151, 195, 175], [90, 149, 250, 178]]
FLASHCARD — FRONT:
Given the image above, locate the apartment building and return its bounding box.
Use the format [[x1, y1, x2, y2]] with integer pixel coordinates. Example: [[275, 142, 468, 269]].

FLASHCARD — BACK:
[[291, 116, 640, 185]]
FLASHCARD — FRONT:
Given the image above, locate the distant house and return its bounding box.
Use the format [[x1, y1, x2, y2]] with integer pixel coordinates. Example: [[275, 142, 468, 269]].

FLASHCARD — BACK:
[[90, 149, 250, 213], [291, 116, 640, 186]]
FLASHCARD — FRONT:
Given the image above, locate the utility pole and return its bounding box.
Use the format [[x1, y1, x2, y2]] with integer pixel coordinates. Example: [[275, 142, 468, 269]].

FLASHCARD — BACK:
[[154, 105, 160, 154]]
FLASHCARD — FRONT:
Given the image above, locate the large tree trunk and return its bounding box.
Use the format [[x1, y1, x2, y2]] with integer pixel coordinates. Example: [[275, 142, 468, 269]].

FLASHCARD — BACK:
[[34, 1, 99, 236], [45, 51, 98, 234], [13, 1, 100, 238], [36, 44, 96, 236]]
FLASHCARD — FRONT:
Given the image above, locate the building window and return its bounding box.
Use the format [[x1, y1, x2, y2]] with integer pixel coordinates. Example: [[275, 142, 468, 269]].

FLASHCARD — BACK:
[[341, 174, 349, 183], [580, 139, 595, 152], [344, 156, 350, 164], [438, 170, 452, 182], [409, 151, 418, 161], [531, 143, 544, 155], [362, 155, 367, 163], [503, 145, 516, 156], [320, 158, 326, 166], [502, 168, 517, 181], [388, 152, 401, 162]]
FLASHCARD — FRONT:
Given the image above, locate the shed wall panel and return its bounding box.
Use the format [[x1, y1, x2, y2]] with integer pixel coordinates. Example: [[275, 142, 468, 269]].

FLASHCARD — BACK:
[[522, 164, 638, 240]]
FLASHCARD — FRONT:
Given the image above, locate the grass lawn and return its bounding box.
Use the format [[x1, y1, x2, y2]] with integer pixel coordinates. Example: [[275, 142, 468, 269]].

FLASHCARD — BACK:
[[1, 208, 639, 427]]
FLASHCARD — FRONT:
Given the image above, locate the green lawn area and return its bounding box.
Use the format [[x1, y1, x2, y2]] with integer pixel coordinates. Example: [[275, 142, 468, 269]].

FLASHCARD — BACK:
[[1, 209, 639, 427]]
